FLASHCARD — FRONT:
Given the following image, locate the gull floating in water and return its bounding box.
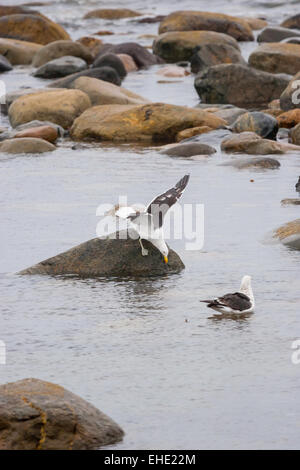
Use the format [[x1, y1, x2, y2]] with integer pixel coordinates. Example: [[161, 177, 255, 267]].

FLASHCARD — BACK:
[[200, 275, 255, 314], [106, 174, 190, 263]]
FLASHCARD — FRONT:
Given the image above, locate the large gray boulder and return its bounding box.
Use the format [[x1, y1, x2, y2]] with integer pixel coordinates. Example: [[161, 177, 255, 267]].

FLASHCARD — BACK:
[[0, 378, 124, 450], [195, 64, 290, 108], [19, 230, 185, 277], [34, 56, 87, 79]]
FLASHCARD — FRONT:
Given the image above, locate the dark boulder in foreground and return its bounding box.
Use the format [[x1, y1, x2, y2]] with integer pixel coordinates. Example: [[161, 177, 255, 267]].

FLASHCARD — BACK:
[[0, 378, 124, 450], [19, 230, 185, 277], [273, 219, 300, 250]]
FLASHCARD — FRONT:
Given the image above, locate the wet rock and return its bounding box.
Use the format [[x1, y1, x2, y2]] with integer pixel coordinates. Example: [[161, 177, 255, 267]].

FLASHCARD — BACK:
[[195, 64, 290, 108], [48, 66, 122, 88], [95, 30, 114, 36], [136, 15, 166, 24], [3, 88, 63, 114], [0, 5, 41, 16], [242, 17, 268, 30], [15, 120, 65, 137], [92, 53, 127, 79], [70, 102, 226, 143], [19, 230, 185, 277], [0, 137, 55, 153], [280, 72, 300, 111], [117, 53, 138, 72], [257, 26, 300, 43], [214, 106, 247, 125], [156, 65, 189, 77], [159, 142, 216, 157], [190, 43, 246, 73], [13, 125, 58, 143], [32, 40, 93, 67], [97, 42, 161, 68], [0, 53, 12, 71], [222, 156, 280, 169], [34, 56, 87, 78], [221, 132, 285, 154], [273, 219, 300, 250], [84, 8, 142, 20], [76, 37, 103, 59], [281, 198, 300, 206], [277, 109, 300, 128], [153, 31, 239, 62], [0, 378, 124, 450], [158, 11, 254, 41], [72, 77, 149, 106], [0, 14, 70, 45], [249, 43, 300, 75], [176, 126, 214, 141], [231, 111, 279, 139], [281, 14, 300, 29], [0, 37, 41, 65], [9, 89, 91, 129], [290, 123, 300, 145]]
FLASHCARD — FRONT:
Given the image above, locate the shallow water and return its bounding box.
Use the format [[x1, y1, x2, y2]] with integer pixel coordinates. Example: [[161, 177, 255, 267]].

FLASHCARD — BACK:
[[1, 0, 300, 450]]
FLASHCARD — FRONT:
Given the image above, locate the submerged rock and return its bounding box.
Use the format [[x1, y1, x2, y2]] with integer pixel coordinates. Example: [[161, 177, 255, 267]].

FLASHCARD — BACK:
[[0, 13, 70, 45], [273, 219, 300, 250], [159, 142, 216, 157], [249, 43, 300, 75], [32, 40, 93, 67], [195, 64, 290, 108], [156, 65, 189, 77], [281, 198, 300, 206], [221, 132, 285, 155], [84, 8, 141, 19], [9, 89, 91, 129], [153, 31, 239, 62], [70, 102, 226, 143], [158, 11, 254, 41], [0, 137, 55, 153], [19, 230, 185, 277], [0, 37, 41, 65], [34, 56, 87, 78], [0, 378, 124, 450], [222, 156, 280, 169], [231, 112, 279, 140], [190, 43, 246, 73]]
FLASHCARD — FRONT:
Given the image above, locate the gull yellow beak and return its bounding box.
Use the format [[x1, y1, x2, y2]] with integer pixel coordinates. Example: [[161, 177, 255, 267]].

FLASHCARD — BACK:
[[164, 256, 168, 264]]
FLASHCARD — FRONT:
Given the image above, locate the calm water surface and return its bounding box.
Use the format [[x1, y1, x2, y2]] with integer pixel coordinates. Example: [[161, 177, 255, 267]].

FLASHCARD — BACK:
[[1, 0, 300, 450]]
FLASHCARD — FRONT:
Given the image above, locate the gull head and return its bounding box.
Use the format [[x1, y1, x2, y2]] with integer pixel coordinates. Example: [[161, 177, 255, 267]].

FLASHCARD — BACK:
[[161, 246, 169, 264]]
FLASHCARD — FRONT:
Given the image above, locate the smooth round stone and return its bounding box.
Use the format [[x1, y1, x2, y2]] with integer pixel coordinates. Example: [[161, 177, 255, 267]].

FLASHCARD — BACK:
[[231, 111, 279, 140], [34, 56, 87, 78]]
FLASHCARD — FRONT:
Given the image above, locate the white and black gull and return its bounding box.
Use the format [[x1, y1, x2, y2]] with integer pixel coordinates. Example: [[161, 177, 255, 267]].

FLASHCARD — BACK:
[[106, 174, 190, 263], [200, 275, 255, 314]]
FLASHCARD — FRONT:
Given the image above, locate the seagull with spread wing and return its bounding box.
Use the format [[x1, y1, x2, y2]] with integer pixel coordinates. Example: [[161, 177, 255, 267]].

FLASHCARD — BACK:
[[200, 275, 255, 314], [106, 175, 190, 263]]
